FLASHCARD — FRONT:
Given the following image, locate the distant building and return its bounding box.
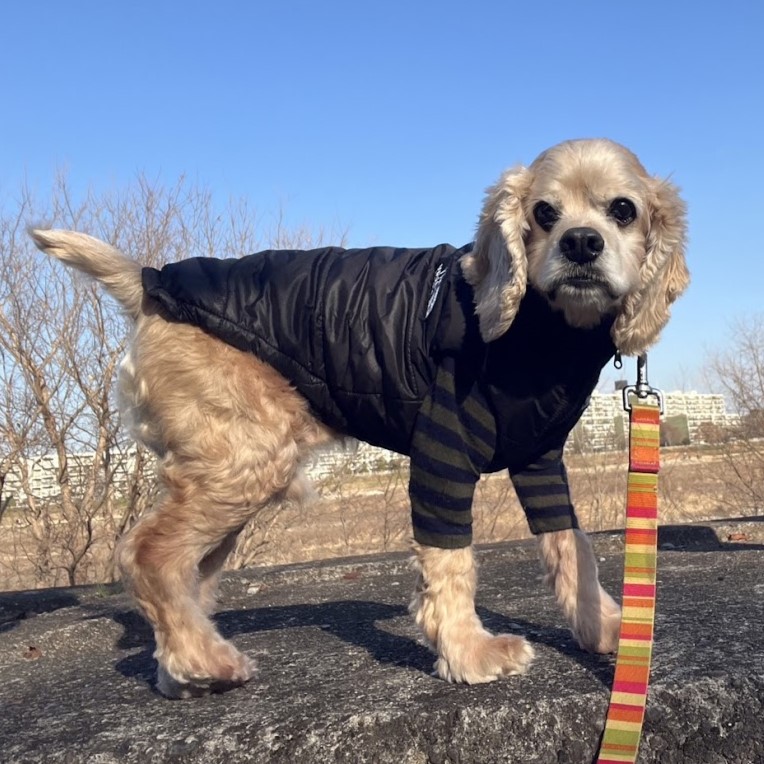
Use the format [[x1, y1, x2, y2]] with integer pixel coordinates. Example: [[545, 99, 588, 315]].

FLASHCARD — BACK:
[[0, 392, 739, 505], [570, 391, 738, 451], [2, 449, 140, 504]]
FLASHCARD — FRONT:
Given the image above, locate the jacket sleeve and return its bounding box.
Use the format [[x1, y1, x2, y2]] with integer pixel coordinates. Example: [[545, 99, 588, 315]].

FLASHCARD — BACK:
[[510, 447, 580, 535], [409, 358, 495, 549]]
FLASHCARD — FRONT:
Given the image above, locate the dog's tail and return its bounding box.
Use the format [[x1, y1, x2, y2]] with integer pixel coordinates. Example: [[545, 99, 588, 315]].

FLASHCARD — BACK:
[[29, 229, 144, 318]]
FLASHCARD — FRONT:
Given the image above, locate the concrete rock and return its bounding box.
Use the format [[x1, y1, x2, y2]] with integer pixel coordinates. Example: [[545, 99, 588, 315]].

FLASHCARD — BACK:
[[1, 520, 763, 763]]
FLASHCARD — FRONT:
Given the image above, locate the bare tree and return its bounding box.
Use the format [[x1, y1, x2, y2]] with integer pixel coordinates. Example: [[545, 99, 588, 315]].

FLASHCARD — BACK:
[[0, 173, 346, 590], [707, 314, 764, 514]]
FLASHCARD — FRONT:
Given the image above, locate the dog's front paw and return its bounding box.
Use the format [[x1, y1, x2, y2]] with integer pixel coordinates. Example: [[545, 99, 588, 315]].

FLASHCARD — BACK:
[[435, 632, 535, 684], [156, 643, 257, 699]]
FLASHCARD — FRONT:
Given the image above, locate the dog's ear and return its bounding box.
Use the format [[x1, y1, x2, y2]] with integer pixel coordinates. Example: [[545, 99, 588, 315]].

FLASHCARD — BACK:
[[460, 165, 533, 343], [612, 177, 689, 356]]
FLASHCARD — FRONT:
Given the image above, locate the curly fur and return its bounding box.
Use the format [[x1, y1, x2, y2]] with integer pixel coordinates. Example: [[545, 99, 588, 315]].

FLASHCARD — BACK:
[[462, 138, 688, 350]]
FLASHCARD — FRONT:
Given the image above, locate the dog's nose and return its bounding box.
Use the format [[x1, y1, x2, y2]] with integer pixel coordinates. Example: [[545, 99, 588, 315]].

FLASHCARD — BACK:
[[559, 227, 604, 264]]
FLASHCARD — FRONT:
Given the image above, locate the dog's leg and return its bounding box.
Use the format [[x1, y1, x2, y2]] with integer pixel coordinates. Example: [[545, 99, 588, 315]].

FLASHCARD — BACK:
[[195, 470, 314, 614], [117, 321, 331, 698], [538, 528, 621, 653], [410, 543, 534, 683], [197, 529, 242, 616], [117, 484, 260, 699]]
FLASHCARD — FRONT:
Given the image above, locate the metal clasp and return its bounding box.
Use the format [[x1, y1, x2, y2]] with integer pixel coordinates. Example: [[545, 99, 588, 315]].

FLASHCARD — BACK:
[[622, 353, 664, 413]]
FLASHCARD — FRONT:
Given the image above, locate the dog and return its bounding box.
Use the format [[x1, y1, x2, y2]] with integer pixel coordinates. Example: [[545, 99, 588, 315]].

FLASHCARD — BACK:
[[30, 138, 688, 698]]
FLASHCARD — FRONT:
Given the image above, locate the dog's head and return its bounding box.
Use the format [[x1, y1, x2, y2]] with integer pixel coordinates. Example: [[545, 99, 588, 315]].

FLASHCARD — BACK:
[[460, 138, 688, 355]]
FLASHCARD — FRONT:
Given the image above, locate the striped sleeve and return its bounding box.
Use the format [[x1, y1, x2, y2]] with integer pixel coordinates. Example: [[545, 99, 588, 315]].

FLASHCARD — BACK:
[[510, 447, 580, 535], [409, 360, 495, 549]]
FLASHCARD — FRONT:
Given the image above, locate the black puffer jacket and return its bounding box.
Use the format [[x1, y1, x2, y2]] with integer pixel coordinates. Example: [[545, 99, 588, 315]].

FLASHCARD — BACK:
[[142, 244, 475, 454], [142, 244, 616, 469]]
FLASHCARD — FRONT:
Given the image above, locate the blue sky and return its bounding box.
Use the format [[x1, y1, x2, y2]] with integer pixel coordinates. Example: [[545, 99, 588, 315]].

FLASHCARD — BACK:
[[2, 1, 762, 393]]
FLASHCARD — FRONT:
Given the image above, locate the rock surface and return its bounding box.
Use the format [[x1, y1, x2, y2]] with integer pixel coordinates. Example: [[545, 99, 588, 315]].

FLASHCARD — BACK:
[[1, 519, 763, 763]]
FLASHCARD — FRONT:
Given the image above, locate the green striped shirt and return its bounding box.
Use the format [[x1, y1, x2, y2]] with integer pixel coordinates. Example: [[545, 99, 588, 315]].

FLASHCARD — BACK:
[[410, 359, 579, 549]]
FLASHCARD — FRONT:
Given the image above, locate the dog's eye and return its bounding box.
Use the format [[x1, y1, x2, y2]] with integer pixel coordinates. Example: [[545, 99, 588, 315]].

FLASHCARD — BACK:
[[533, 201, 560, 232], [608, 198, 637, 227]]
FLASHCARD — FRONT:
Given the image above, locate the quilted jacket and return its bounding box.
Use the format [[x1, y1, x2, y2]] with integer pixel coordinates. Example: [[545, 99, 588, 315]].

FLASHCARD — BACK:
[[141, 243, 616, 470]]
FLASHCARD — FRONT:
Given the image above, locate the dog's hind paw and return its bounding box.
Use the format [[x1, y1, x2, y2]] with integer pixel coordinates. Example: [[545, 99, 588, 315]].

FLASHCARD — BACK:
[[435, 632, 535, 684], [574, 594, 622, 655], [156, 650, 257, 699]]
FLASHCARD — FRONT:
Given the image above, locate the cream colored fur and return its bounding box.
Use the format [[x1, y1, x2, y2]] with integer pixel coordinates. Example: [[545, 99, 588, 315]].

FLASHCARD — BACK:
[[461, 139, 688, 351], [410, 544, 534, 682], [538, 529, 622, 654], [28, 139, 688, 697]]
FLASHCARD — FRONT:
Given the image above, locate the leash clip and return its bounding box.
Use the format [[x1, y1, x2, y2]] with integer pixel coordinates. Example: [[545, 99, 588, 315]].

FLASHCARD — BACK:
[[622, 353, 664, 414]]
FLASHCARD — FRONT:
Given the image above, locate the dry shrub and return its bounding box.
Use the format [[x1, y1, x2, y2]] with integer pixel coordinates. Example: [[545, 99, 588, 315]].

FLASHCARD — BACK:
[[707, 314, 764, 515], [0, 173, 345, 590]]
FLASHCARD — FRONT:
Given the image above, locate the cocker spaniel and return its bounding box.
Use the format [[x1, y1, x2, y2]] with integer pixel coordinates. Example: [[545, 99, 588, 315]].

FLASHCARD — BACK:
[[31, 138, 688, 698]]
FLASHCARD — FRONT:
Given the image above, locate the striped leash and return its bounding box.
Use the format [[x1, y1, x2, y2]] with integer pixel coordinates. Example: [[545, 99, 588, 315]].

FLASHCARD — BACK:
[[596, 354, 662, 764]]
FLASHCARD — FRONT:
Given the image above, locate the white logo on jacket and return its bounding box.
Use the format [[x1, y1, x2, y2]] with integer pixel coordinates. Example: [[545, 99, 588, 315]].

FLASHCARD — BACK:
[[425, 263, 447, 318]]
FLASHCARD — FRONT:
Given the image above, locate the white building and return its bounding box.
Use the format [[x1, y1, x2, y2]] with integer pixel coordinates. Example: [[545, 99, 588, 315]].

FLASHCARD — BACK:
[[571, 391, 737, 451]]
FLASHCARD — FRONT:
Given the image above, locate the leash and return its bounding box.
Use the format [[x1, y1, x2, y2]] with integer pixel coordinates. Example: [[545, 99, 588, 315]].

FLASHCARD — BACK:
[[595, 354, 662, 764]]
